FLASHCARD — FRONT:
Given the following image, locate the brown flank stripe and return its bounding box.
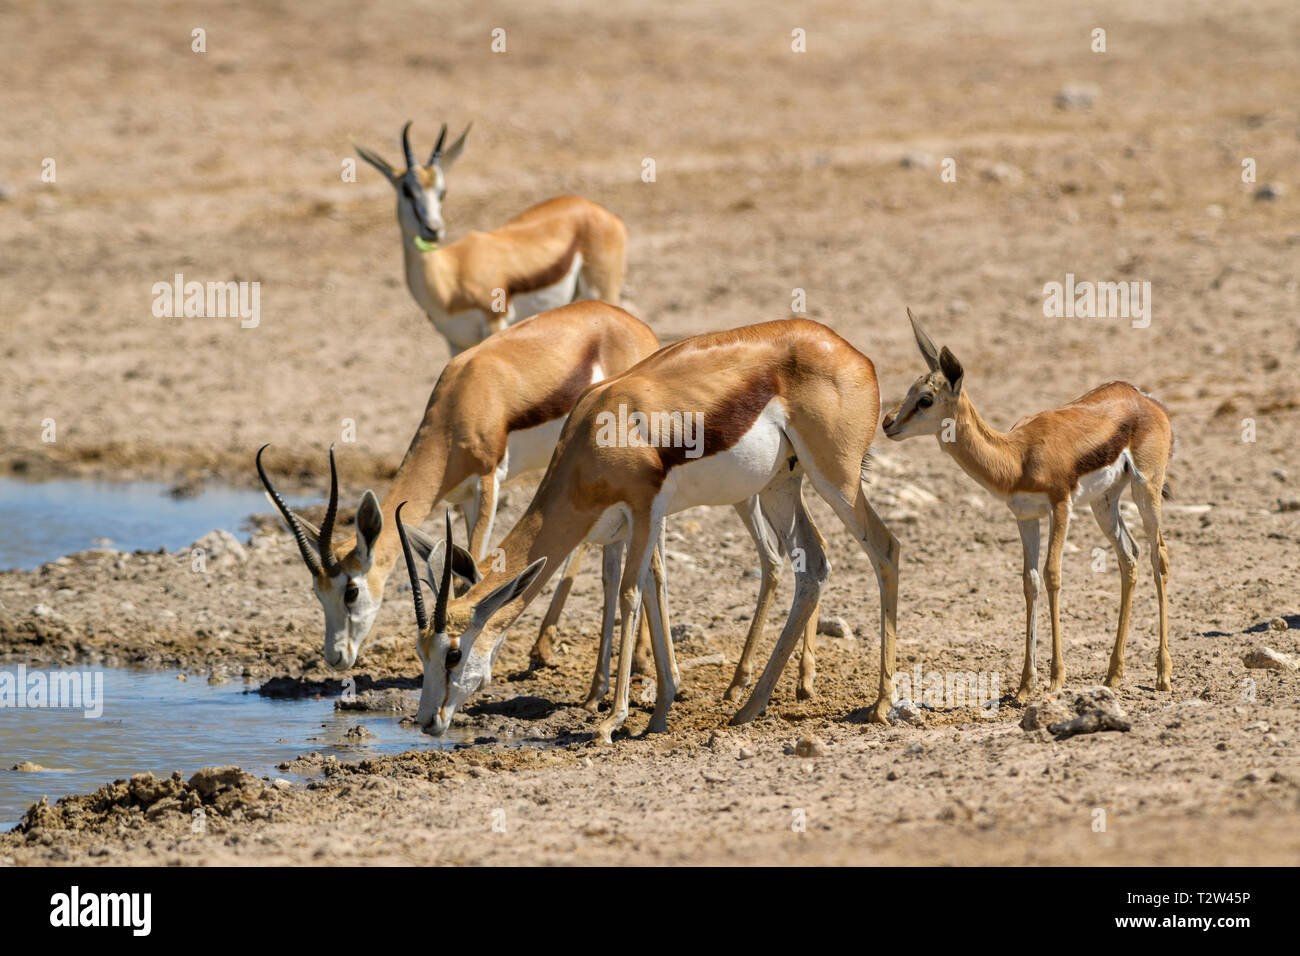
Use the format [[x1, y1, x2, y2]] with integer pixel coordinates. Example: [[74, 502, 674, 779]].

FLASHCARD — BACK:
[[509, 236, 581, 297], [507, 340, 601, 433], [656, 369, 782, 473], [1071, 417, 1136, 487]]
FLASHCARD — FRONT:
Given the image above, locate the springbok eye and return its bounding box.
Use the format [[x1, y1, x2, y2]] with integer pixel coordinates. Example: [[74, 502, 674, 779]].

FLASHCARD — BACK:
[[445, 648, 462, 668], [917, 395, 934, 409], [344, 582, 359, 605]]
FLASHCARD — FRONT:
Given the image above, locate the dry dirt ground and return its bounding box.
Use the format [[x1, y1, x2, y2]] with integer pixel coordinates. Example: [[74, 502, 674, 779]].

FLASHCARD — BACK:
[[2, 0, 1299, 865]]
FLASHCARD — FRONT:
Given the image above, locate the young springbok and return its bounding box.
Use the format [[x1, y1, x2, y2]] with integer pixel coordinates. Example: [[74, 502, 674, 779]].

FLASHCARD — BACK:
[[256, 301, 657, 671], [881, 310, 1173, 701], [394, 320, 900, 743], [355, 122, 627, 355]]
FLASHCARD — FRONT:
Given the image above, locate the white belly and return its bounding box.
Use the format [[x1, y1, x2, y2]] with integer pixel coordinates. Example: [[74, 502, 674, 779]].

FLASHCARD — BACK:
[[511, 253, 583, 319], [660, 400, 790, 514], [1072, 452, 1130, 506], [505, 417, 567, 480], [433, 309, 492, 354], [1005, 450, 1131, 520]]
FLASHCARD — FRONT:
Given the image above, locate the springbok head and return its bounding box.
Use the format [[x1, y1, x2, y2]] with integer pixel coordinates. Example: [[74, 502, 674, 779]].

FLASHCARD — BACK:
[[355, 120, 471, 249], [256, 444, 387, 670], [396, 504, 545, 737], [882, 308, 966, 441]]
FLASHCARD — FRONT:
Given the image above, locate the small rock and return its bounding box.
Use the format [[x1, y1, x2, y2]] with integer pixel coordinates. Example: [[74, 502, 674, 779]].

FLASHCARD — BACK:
[[1243, 646, 1298, 672], [1268, 617, 1289, 632], [903, 741, 926, 756], [679, 653, 727, 670], [1022, 686, 1128, 734], [1254, 182, 1287, 201], [30, 604, 58, 619], [1244, 721, 1270, 733], [344, 725, 373, 738], [981, 162, 1023, 184], [1278, 498, 1300, 513], [190, 529, 248, 567], [670, 622, 709, 644], [1055, 83, 1099, 110], [738, 747, 756, 760], [887, 697, 925, 726], [702, 769, 727, 783], [794, 734, 826, 758], [899, 151, 935, 169], [816, 616, 855, 640]]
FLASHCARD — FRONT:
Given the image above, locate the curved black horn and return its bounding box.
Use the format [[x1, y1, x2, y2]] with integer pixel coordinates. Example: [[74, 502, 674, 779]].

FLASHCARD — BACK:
[[317, 444, 341, 577], [401, 121, 418, 171], [433, 510, 453, 634], [256, 444, 324, 578], [429, 123, 448, 166], [395, 502, 428, 634]]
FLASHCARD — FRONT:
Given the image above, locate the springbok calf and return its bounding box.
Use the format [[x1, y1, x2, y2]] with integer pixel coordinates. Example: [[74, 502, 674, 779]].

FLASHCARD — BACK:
[[881, 310, 1173, 701], [356, 122, 627, 356], [394, 320, 901, 743], [256, 301, 657, 671]]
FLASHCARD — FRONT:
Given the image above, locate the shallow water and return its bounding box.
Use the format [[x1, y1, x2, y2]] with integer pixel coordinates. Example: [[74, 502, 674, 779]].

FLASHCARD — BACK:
[[0, 477, 299, 571], [0, 667, 473, 831]]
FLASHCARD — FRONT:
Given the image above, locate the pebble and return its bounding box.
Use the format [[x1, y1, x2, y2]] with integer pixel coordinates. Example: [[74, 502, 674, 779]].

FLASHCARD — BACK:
[[1055, 83, 1099, 110], [1243, 646, 1298, 672], [794, 734, 826, 758], [816, 616, 855, 640], [1254, 182, 1287, 201], [888, 698, 925, 726]]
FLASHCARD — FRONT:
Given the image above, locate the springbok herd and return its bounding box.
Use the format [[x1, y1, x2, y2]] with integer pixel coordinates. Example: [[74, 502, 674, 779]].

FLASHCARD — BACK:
[[257, 122, 1174, 744]]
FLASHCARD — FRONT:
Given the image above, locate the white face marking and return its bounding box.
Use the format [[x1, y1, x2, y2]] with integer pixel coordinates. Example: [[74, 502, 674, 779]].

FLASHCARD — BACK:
[[316, 573, 382, 670], [398, 167, 446, 244], [415, 628, 490, 737]]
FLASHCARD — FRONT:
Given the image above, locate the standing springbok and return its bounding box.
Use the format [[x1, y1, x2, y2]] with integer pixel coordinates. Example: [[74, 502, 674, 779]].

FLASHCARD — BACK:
[[256, 301, 657, 671], [355, 122, 627, 356], [881, 310, 1173, 701], [394, 320, 901, 743]]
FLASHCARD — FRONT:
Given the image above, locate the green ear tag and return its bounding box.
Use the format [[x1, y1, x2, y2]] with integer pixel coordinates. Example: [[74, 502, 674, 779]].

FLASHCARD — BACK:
[[413, 236, 438, 252]]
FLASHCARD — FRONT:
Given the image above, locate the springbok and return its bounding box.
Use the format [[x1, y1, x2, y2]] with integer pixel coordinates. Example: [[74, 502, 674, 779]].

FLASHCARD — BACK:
[[394, 319, 901, 743], [355, 122, 628, 356], [256, 301, 657, 671], [881, 310, 1173, 701]]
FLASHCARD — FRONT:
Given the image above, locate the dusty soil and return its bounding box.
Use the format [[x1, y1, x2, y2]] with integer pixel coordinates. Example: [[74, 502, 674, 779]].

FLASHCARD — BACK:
[[2, 0, 1299, 865]]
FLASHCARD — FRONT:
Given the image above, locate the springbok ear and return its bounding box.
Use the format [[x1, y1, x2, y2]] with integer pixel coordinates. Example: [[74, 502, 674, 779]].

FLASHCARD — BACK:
[[939, 346, 965, 393], [907, 308, 941, 372], [355, 145, 398, 186], [449, 542, 481, 588], [438, 123, 472, 170], [402, 522, 437, 561], [354, 491, 384, 568], [471, 557, 547, 627], [421, 539, 448, 603]]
